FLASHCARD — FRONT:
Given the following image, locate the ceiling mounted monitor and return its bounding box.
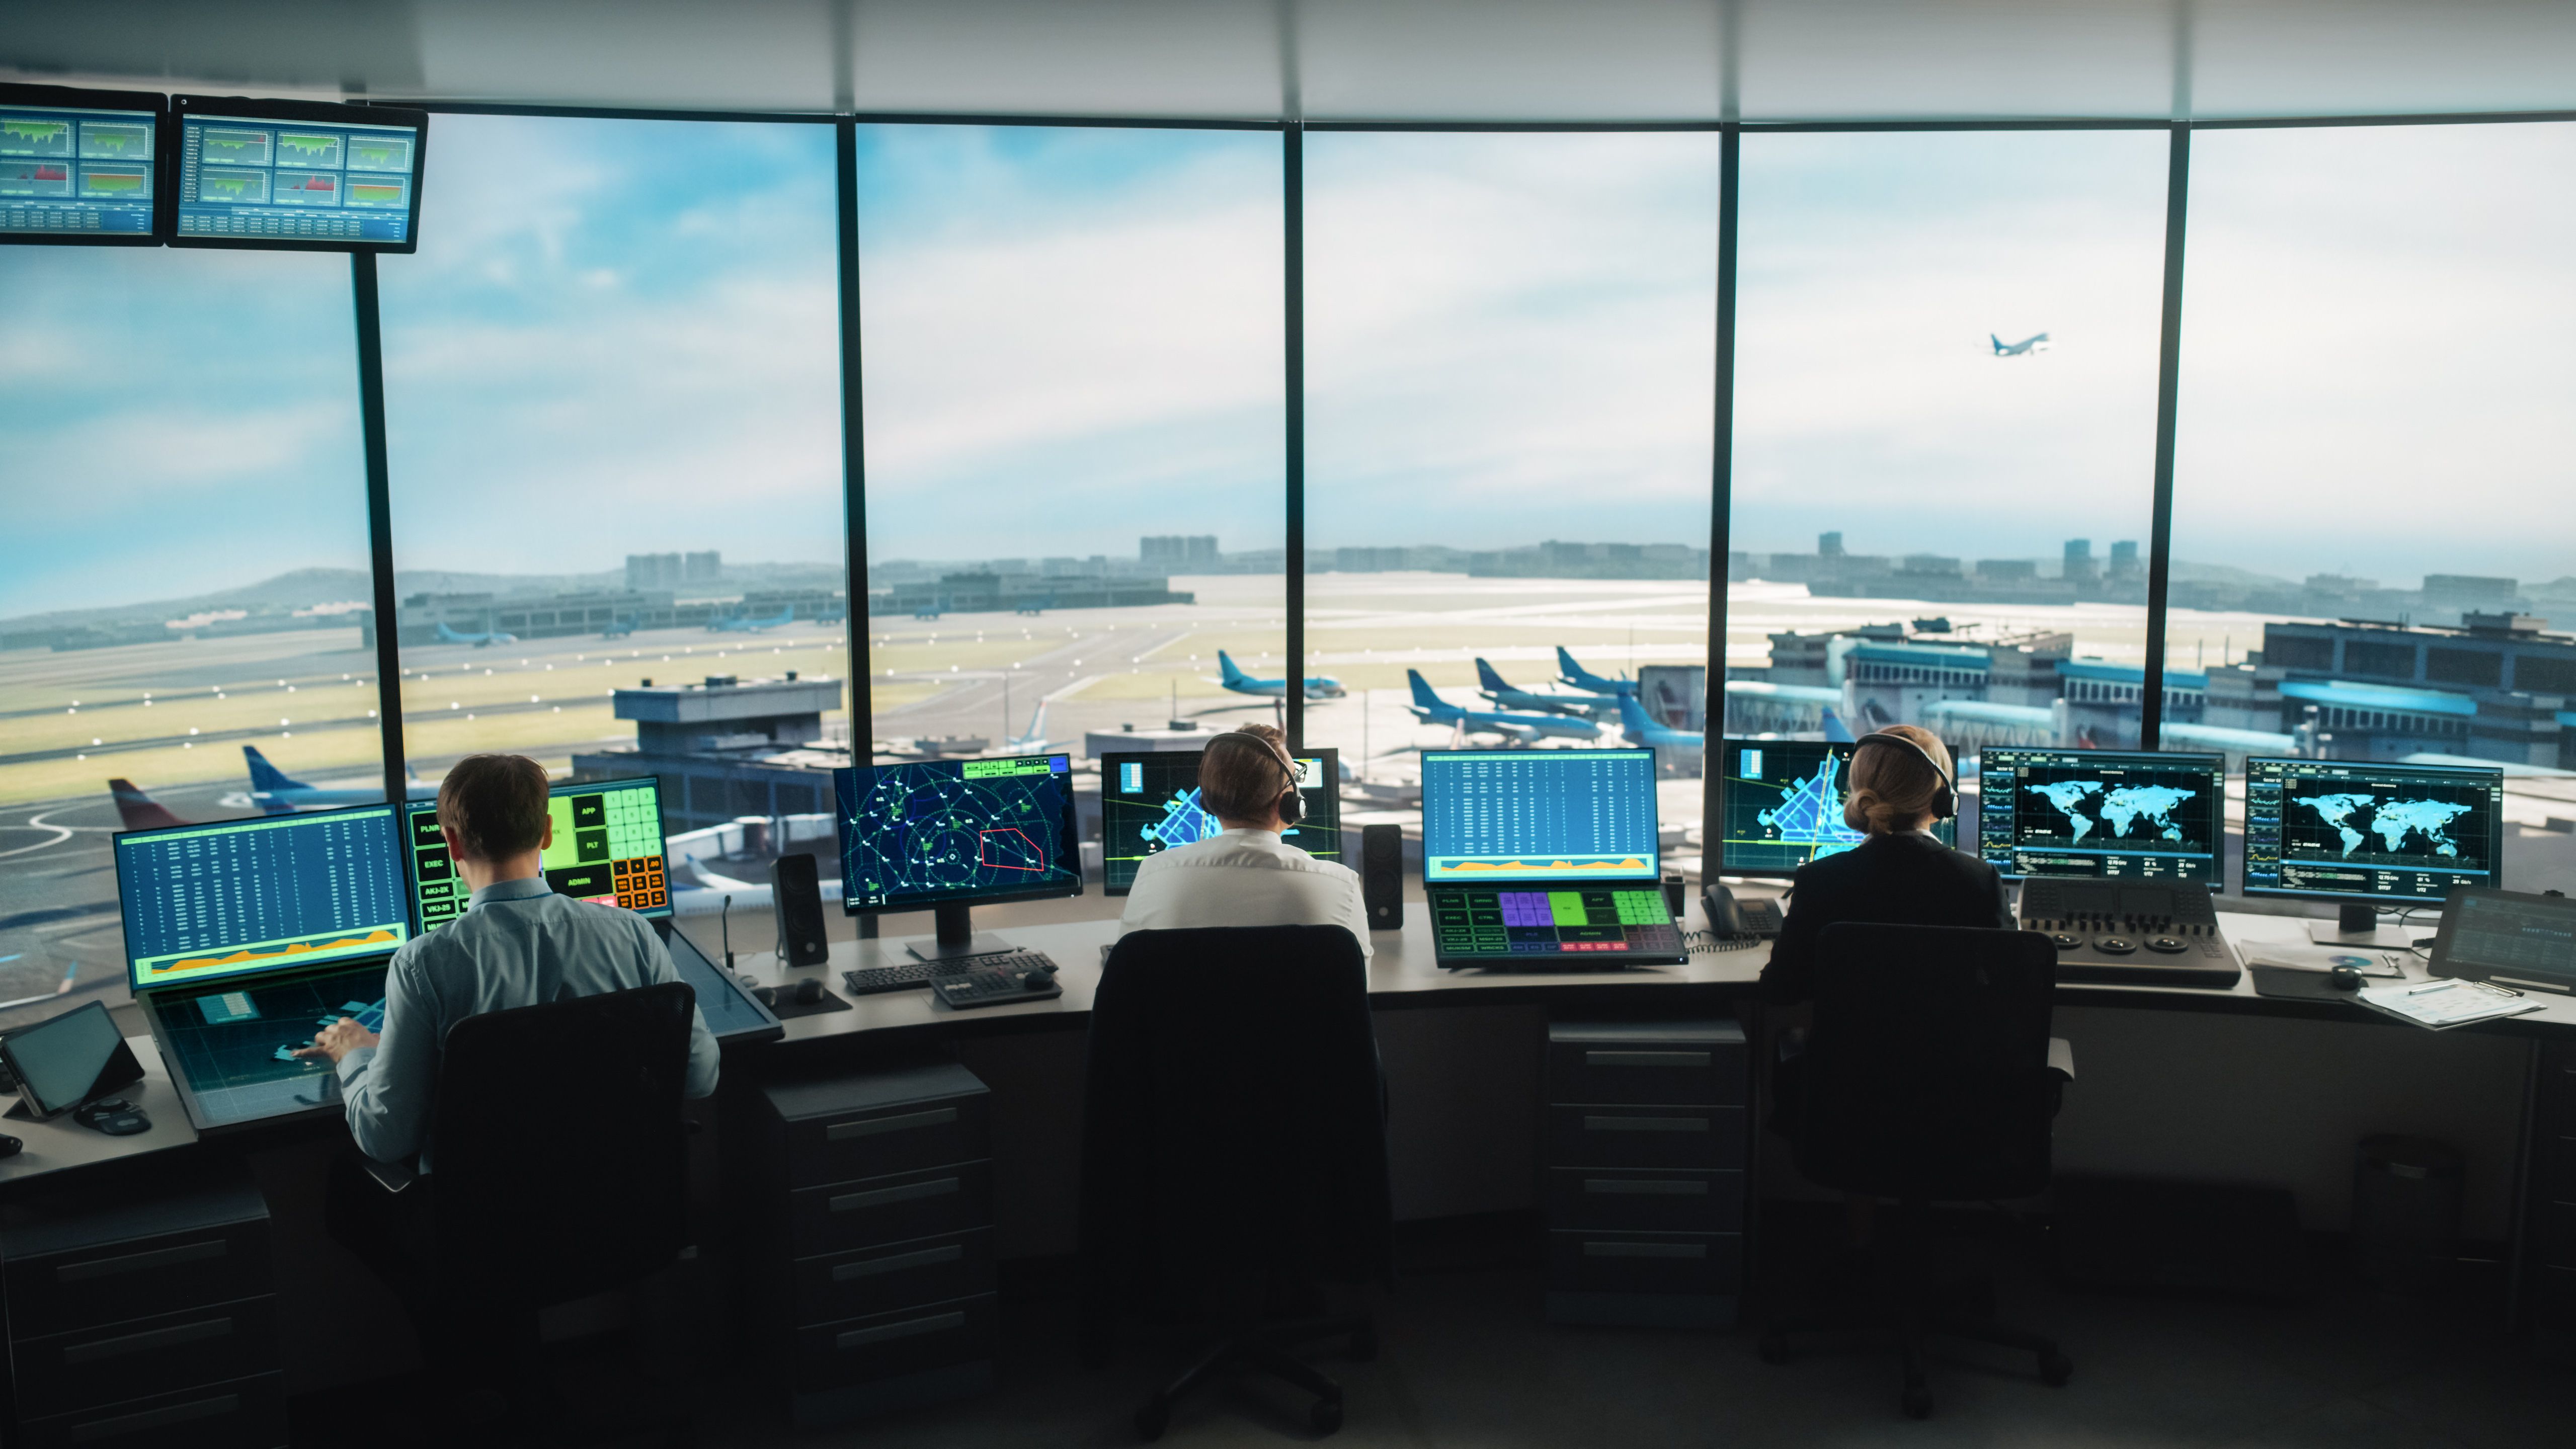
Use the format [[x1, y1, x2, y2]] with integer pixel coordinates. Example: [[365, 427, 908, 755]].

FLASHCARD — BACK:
[[0, 82, 167, 246], [165, 94, 427, 253]]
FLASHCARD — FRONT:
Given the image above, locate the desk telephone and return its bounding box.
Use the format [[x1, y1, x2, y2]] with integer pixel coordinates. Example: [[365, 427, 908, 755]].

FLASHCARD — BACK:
[[1704, 885, 1784, 938]]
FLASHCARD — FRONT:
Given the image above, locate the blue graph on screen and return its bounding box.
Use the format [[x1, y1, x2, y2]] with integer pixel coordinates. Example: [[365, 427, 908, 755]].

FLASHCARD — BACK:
[[1421, 751, 1659, 882]]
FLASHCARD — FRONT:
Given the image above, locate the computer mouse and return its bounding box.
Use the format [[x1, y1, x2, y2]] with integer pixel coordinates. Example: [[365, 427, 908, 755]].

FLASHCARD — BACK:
[[2328, 965, 2363, 992], [794, 977, 823, 1005], [0, 1134, 21, 1158]]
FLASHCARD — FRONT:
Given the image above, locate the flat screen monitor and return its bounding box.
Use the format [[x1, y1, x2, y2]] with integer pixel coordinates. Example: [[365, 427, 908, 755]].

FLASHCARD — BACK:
[[113, 801, 411, 993], [2240, 755, 2503, 908], [166, 95, 426, 251], [1099, 748, 1341, 895], [1975, 747, 2226, 884], [837, 754, 1084, 913], [401, 776, 672, 932], [0, 83, 165, 245], [1716, 738, 1956, 876], [2431, 889, 2576, 994], [1419, 748, 1660, 885]]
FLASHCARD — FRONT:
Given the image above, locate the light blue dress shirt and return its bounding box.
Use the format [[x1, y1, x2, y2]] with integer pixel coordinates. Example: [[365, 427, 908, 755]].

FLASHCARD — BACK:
[[335, 875, 720, 1168]]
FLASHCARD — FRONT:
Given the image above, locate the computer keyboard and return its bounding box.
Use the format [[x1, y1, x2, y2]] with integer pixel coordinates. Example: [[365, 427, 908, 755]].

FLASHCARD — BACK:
[[842, 957, 979, 996], [929, 952, 1064, 1010]]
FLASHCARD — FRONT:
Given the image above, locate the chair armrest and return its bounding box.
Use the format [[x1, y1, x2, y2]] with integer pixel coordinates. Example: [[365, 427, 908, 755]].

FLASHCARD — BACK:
[[2046, 1037, 2074, 1082], [359, 1154, 420, 1195]]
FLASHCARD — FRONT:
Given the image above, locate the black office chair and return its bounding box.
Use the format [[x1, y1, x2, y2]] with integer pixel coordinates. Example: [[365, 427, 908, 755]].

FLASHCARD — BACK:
[[341, 981, 698, 1439], [1077, 926, 1393, 1441], [1761, 922, 2072, 1419]]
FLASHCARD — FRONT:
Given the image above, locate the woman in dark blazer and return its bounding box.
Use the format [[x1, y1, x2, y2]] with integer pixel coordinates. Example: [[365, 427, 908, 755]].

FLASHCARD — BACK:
[[1758, 723, 2010, 1007]]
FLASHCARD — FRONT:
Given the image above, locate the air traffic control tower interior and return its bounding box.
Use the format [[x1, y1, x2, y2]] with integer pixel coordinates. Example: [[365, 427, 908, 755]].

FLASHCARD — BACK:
[[6, 3, 2576, 1443]]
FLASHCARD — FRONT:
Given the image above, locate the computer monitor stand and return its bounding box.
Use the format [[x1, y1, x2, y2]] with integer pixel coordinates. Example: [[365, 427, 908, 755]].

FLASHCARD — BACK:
[[2307, 901, 2419, 949], [903, 903, 1016, 963]]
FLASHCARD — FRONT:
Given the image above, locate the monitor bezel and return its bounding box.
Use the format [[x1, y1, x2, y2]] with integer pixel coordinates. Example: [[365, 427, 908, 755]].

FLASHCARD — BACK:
[[112, 798, 410, 994], [0, 82, 170, 248], [1096, 746, 1343, 897], [1713, 735, 1959, 879], [1974, 745, 2228, 884], [400, 774, 675, 932], [835, 754, 1088, 916], [1417, 746, 1662, 886], [2236, 753, 2506, 909], [163, 94, 429, 255]]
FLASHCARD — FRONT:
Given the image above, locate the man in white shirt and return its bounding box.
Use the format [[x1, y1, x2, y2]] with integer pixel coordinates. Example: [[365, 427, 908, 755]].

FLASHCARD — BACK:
[[1117, 723, 1373, 958]]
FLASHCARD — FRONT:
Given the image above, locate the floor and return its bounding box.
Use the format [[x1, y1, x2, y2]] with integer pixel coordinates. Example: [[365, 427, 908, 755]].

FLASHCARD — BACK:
[[314, 1215, 2575, 1449]]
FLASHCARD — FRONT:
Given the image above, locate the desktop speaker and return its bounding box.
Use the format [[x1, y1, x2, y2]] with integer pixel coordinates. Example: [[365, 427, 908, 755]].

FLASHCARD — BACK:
[[771, 853, 831, 968], [1362, 824, 1403, 931]]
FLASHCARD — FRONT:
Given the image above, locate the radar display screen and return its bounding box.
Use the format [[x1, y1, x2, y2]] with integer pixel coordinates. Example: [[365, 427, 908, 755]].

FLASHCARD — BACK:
[[1717, 738, 1954, 877], [169, 95, 426, 251], [837, 755, 1083, 913], [2241, 756, 2503, 907], [1099, 748, 1341, 895], [0, 84, 163, 244], [1976, 747, 2224, 883], [401, 777, 671, 932]]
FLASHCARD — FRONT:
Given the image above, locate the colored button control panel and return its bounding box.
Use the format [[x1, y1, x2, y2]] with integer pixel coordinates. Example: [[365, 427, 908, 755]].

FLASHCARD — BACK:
[[1434, 888, 1680, 958]]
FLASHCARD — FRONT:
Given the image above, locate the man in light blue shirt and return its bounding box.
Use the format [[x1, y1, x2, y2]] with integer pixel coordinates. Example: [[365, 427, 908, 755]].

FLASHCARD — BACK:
[[299, 753, 718, 1168]]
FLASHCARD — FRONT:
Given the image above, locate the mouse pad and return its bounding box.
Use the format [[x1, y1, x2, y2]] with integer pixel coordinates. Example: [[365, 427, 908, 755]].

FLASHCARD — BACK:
[[2249, 964, 2380, 1005], [755, 985, 853, 1021]]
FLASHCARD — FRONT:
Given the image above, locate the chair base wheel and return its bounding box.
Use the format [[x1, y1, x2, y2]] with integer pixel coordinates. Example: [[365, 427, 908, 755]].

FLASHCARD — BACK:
[[1902, 1385, 1933, 1419], [2040, 1352, 2073, 1387], [1310, 1397, 1344, 1435], [1135, 1401, 1169, 1441]]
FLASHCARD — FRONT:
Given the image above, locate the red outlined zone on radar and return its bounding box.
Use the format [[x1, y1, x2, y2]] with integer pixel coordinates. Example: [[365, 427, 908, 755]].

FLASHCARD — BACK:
[[978, 827, 1046, 872]]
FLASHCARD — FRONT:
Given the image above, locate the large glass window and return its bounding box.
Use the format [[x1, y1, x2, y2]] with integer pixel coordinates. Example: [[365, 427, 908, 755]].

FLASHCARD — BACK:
[[378, 115, 848, 845], [2171, 121, 2576, 894], [0, 249, 377, 1029], [1303, 131, 1721, 861], [855, 124, 1286, 917], [1730, 130, 2170, 781]]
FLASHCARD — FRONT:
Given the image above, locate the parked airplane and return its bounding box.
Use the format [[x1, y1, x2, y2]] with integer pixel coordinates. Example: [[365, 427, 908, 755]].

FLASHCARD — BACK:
[[1475, 658, 1621, 718], [109, 778, 191, 831], [436, 619, 516, 647], [1408, 671, 1599, 744], [1005, 699, 1058, 751], [246, 745, 436, 813], [708, 605, 794, 633], [1615, 692, 1702, 752], [1555, 647, 1639, 697], [1990, 331, 2050, 357], [1219, 650, 1346, 701]]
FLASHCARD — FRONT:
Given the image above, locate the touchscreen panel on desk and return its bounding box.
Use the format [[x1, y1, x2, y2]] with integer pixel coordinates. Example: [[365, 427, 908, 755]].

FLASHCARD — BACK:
[[148, 959, 392, 1130]]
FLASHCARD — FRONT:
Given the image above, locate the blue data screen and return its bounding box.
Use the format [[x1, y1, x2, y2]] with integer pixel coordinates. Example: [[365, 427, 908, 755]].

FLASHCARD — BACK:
[[114, 804, 411, 992], [1420, 749, 1660, 883], [176, 111, 419, 243], [0, 103, 156, 237]]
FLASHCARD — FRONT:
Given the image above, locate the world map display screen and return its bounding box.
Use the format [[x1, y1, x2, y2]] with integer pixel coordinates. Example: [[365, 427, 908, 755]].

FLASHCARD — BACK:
[[1718, 739, 1956, 876], [2241, 756, 2503, 906], [1099, 748, 1341, 896], [1977, 748, 2225, 883], [836, 755, 1083, 913]]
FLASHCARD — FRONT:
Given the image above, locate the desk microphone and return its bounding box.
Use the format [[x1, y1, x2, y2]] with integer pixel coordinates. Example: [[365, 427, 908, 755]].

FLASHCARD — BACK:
[[721, 894, 736, 973]]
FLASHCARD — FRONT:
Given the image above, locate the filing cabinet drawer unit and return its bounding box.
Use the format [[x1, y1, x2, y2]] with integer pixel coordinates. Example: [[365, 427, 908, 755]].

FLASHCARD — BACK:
[[2533, 1042, 2576, 1360], [1544, 1018, 1751, 1329], [742, 1060, 1000, 1425], [0, 1166, 283, 1448]]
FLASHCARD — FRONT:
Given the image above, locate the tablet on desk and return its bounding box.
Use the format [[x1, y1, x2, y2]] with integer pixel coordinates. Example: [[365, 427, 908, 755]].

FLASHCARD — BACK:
[[0, 1001, 145, 1123], [2428, 888, 2576, 996]]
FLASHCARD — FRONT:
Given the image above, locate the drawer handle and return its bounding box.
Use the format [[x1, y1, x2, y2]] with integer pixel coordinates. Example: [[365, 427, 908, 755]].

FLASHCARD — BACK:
[[1583, 1241, 1708, 1259], [1585, 1178, 1709, 1196], [831, 1177, 960, 1213], [1584, 1115, 1710, 1134], [55, 1239, 227, 1282], [826, 1107, 958, 1142], [70, 1392, 240, 1441], [64, 1317, 234, 1366], [834, 1244, 965, 1280], [1585, 1051, 1709, 1069], [836, 1309, 967, 1350]]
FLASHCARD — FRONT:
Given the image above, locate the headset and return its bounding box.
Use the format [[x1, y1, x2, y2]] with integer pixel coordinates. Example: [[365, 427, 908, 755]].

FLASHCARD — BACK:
[[1206, 730, 1306, 827], [1850, 730, 1958, 823]]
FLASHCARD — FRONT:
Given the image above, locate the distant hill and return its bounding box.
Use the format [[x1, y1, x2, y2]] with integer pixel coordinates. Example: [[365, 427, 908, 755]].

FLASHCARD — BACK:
[[0, 560, 850, 631]]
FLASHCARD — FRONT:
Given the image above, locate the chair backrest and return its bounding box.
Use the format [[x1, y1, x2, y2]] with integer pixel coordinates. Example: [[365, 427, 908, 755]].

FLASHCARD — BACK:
[[1077, 926, 1392, 1317], [1793, 922, 2058, 1202], [430, 980, 696, 1304]]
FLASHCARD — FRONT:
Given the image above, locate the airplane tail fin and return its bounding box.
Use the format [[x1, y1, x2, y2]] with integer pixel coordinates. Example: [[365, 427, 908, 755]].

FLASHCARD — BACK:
[[1556, 646, 1584, 685], [1014, 700, 1048, 747], [108, 778, 189, 831], [1821, 708, 1857, 743], [1991, 333, 2003, 353], [1475, 657, 1513, 693], [242, 744, 312, 795], [1616, 692, 1654, 736], [1218, 651, 1247, 685], [1407, 670, 1445, 710]]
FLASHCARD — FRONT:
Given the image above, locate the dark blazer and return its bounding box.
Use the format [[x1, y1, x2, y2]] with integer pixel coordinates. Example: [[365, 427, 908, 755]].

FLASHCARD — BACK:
[[1759, 832, 2011, 1006]]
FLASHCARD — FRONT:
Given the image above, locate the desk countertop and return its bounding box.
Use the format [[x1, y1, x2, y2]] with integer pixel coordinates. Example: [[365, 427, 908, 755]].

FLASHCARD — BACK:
[[0, 1035, 201, 1191]]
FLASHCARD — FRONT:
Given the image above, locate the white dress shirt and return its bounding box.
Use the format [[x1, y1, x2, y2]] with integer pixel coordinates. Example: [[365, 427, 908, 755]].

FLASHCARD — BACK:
[[1117, 827, 1374, 958]]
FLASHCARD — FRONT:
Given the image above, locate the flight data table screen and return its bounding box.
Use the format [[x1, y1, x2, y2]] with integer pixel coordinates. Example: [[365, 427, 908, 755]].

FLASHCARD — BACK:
[[1420, 750, 1659, 884], [1429, 886, 1682, 961], [1100, 749, 1340, 893], [1720, 740, 1953, 875], [405, 780, 669, 931], [1977, 748, 2224, 883], [0, 102, 155, 236], [176, 111, 418, 243], [840, 755, 1081, 910], [114, 805, 410, 991], [2241, 757, 2502, 905]]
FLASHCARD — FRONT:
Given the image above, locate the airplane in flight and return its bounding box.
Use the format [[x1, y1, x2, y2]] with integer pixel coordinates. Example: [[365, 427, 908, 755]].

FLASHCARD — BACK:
[[1408, 671, 1599, 744], [708, 605, 794, 633], [1475, 658, 1622, 718], [1556, 648, 1640, 697], [1219, 651, 1346, 701], [1990, 331, 2051, 357], [246, 746, 436, 813], [436, 619, 517, 647]]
